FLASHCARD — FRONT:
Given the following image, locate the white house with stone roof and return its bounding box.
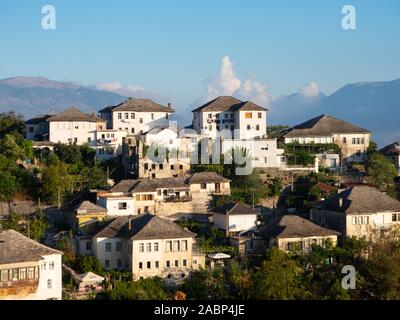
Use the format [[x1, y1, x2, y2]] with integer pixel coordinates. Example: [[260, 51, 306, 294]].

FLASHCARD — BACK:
[[212, 202, 259, 233], [0, 230, 62, 300], [283, 114, 372, 163], [90, 214, 205, 284], [99, 98, 174, 135]]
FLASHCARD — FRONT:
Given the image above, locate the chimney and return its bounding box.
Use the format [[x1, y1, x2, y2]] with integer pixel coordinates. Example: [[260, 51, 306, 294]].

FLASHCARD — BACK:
[[339, 197, 343, 207]]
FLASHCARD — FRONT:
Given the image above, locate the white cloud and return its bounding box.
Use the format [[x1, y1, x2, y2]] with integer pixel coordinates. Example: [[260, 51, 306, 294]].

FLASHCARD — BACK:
[[300, 81, 320, 97], [201, 56, 272, 107], [96, 81, 144, 96]]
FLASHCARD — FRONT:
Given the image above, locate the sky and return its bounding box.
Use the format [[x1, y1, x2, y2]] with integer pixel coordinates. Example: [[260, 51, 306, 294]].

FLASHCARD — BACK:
[[0, 0, 400, 110]]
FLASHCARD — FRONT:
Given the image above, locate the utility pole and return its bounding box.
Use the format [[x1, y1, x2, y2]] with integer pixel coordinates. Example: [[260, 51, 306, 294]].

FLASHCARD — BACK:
[[252, 188, 255, 210], [291, 172, 294, 191], [57, 186, 61, 210]]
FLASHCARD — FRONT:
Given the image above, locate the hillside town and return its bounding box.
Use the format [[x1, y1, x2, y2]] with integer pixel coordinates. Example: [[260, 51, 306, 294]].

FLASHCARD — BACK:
[[1, 95, 400, 300]]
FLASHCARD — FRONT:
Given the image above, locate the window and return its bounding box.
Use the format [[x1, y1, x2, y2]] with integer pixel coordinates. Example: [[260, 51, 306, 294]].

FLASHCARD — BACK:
[[179, 165, 183, 169], [200, 183, 207, 190], [139, 262, 143, 270], [155, 261, 160, 269], [12, 269, 19, 280], [216, 114, 219, 119], [86, 241, 92, 251], [74, 137, 78, 143], [170, 165, 175, 170], [175, 260, 179, 267], [117, 259, 122, 268], [41, 262, 46, 271], [264, 157, 268, 163], [20, 268, 26, 280], [166, 261, 171, 268], [1, 270, 9, 282], [216, 125, 220, 130], [144, 163, 149, 171], [182, 259, 187, 267], [245, 112, 252, 119], [393, 213, 399, 222], [209, 125, 212, 131], [247, 125, 251, 130], [118, 113, 122, 119], [147, 261, 151, 269], [166, 241, 172, 252], [261, 146, 268, 150], [116, 242, 122, 252], [151, 113, 154, 120], [47, 279, 52, 289], [49, 262, 54, 270], [131, 113, 135, 119], [87, 137, 91, 143], [139, 243, 144, 252], [166, 113, 169, 119], [258, 112, 262, 119], [182, 240, 188, 251], [208, 113, 212, 119], [225, 113, 228, 119], [231, 113, 234, 119], [131, 128, 135, 134], [343, 137, 347, 143], [75, 125, 79, 129], [118, 202, 127, 210], [159, 164, 164, 170], [147, 243, 152, 252], [105, 260, 110, 268], [28, 268, 35, 279], [105, 242, 112, 252], [256, 124, 260, 131], [173, 240, 180, 251], [124, 113, 129, 119], [139, 118, 143, 124], [154, 242, 159, 252], [29, 126, 34, 133], [152, 163, 156, 170], [361, 138, 365, 144], [356, 150, 362, 157]]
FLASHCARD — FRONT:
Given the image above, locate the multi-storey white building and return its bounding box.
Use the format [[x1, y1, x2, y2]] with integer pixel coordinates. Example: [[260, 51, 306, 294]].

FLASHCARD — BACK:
[[86, 214, 205, 283], [283, 114, 372, 163], [47, 107, 107, 145], [99, 98, 174, 135], [0, 230, 62, 300], [192, 96, 267, 140]]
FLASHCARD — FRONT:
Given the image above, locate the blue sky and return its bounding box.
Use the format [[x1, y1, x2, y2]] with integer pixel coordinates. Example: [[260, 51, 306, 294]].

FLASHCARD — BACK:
[[1, 0, 399, 109]]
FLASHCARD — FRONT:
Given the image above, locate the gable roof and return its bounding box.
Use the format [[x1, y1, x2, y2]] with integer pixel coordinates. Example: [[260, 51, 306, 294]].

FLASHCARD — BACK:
[[283, 114, 371, 138], [110, 179, 139, 193], [94, 214, 195, 240], [380, 142, 400, 155], [76, 201, 107, 215], [47, 107, 105, 122], [0, 230, 62, 264], [212, 202, 257, 216], [316, 185, 400, 214], [109, 98, 174, 113], [25, 114, 52, 124], [192, 96, 268, 113], [188, 172, 230, 184], [133, 177, 188, 193], [262, 215, 340, 239]]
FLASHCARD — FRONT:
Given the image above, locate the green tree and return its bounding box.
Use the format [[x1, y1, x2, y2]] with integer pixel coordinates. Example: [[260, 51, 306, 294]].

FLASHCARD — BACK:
[[267, 125, 289, 139], [0, 170, 18, 201], [366, 153, 397, 189], [40, 163, 73, 205], [29, 210, 49, 241]]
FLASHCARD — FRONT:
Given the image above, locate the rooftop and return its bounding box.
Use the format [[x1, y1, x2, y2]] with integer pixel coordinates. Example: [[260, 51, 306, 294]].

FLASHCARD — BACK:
[[76, 201, 107, 215], [108, 98, 174, 113], [94, 214, 196, 240], [0, 230, 62, 265], [262, 215, 340, 239], [316, 185, 400, 214], [380, 142, 400, 155], [192, 96, 268, 113], [188, 172, 230, 184], [283, 114, 371, 138], [25, 114, 52, 125], [47, 107, 105, 123], [212, 202, 257, 216]]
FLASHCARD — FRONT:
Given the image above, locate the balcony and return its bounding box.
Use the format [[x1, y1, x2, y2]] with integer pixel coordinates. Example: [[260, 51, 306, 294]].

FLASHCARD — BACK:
[[163, 195, 192, 203], [97, 138, 117, 145]]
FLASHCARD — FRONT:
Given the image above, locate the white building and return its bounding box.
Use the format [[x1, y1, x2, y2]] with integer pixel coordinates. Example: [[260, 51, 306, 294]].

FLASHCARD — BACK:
[[283, 114, 372, 163], [25, 114, 51, 141], [89, 214, 205, 283], [192, 96, 267, 140], [99, 98, 174, 135], [212, 202, 259, 234], [94, 129, 127, 161], [47, 107, 107, 145], [0, 230, 62, 300], [380, 142, 400, 176]]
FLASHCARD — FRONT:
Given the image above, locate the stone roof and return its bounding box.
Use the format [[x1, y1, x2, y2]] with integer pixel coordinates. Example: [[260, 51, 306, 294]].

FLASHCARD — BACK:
[[283, 114, 371, 138], [110, 179, 139, 193], [188, 172, 230, 184], [94, 214, 195, 240], [133, 178, 188, 193], [380, 142, 400, 155], [25, 114, 52, 124], [76, 201, 107, 215], [212, 202, 257, 216], [0, 230, 62, 265], [109, 98, 174, 113], [47, 107, 105, 122], [262, 215, 340, 239], [192, 96, 268, 113], [316, 185, 400, 214]]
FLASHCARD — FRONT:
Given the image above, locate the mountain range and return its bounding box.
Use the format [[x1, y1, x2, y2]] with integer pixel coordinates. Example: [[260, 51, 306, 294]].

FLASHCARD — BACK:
[[0, 76, 399, 147]]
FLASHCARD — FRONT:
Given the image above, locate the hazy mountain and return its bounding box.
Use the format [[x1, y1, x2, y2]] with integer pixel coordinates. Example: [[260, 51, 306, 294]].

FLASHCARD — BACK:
[[270, 79, 400, 147], [0, 76, 126, 118]]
